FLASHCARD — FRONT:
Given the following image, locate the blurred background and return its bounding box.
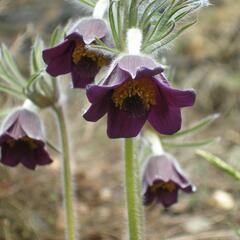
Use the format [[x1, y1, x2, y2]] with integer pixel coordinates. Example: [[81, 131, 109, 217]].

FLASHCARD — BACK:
[[0, 0, 240, 239]]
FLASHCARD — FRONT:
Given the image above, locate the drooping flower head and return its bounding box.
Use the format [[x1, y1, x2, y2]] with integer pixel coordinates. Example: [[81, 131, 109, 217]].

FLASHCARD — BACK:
[[0, 109, 53, 170], [84, 55, 196, 138], [43, 18, 112, 88], [142, 153, 195, 207]]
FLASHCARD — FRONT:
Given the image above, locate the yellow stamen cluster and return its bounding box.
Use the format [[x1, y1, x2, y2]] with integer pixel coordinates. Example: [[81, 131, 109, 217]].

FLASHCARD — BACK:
[[72, 41, 108, 68], [7, 137, 37, 150], [112, 78, 157, 110], [151, 181, 176, 192]]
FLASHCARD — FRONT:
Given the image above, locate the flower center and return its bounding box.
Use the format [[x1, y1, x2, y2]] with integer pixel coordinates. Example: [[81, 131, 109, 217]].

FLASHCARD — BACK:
[[72, 41, 108, 68], [7, 137, 37, 150], [112, 78, 157, 115], [151, 181, 176, 192]]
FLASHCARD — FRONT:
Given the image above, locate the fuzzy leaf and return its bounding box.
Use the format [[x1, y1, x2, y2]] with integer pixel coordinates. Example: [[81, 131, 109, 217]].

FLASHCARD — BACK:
[[162, 138, 220, 149], [47, 141, 62, 154], [30, 37, 45, 74], [78, 0, 95, 7], [49, 26, 65, 48], [0, 84, 24, 99], [196, 150, 240, 182], [1, 44, 25, 84], [109, 1, 120, 49]]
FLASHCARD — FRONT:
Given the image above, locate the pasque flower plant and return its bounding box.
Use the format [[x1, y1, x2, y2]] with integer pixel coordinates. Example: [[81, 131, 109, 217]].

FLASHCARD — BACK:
[[0, 0, 213, 240]]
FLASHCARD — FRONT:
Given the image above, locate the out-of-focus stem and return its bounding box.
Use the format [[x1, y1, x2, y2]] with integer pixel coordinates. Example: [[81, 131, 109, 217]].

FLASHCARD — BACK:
[[53, 105, 77, 240], [124, 138, 144, 240]]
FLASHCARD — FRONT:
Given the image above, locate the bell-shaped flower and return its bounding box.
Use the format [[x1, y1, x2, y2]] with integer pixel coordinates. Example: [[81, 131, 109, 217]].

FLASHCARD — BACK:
[[43, 18, 111, 88], [142, 153, 195, 207], [0, 109, 53, 170], [83, 55, 196, 138]]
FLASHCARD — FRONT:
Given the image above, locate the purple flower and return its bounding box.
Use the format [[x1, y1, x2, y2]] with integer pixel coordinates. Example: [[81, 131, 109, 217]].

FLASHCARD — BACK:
[[142, 154, 195, 207], [83, 55, 196, 138], [0, 109, 53, 170], [43, 18, 111, 88]]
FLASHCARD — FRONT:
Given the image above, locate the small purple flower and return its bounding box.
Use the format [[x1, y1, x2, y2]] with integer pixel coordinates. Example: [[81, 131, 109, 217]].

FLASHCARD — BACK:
[[0, 109, 53, 170], [142, 154, 196, 207], [43, 18, 111, 88], [83, 55, 196, 138]]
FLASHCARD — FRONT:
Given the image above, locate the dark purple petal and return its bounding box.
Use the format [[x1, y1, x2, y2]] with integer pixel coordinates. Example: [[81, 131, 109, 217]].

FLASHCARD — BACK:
[[83, 101, 108, 122], [156, 78, 196, 108], [20, 150, 37, 170], [182, 184, 196, 193], [71, 59, 99, 88], [43, 40, 73, 76], [143, 187, 155, 206], [1, 144, 20, 167], [157, 189, 179, 208], [148, 91, 182, 135], [34, 148, 53, 166], [107, 104, 148, 138], [135, 67, 163, 80], [65, 32, 84, 42], [118, 55, 158, 79], [0, 134, 12, 145], [86, 85, 113, 103], [73, 18, 108, 44]]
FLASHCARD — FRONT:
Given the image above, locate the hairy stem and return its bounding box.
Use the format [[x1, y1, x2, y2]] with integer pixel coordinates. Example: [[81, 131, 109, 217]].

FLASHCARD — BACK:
[[124, 138, 144, 240], [53, 105, 77, 240]]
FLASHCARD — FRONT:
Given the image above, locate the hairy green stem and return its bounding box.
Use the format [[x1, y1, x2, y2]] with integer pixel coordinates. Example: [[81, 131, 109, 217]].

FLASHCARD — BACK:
[[53, 105, 77, 240], [124, 138, 144, 240]]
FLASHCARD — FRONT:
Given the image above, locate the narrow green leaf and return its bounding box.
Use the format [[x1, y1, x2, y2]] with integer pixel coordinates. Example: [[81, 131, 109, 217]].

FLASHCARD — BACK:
[[0, 64, 21, 88], [109, 1, 121, 49], [49, 26, 65, 48], [174, 3, 200, 22], [78, 0, 95, 7], [30, 37, 45, 74], [92, 38, 120, 54], [26, 71, 43, 89], [47, 141, 62, 154], [162, 138, 220, 149], [162, 114, 220, 139], [129, 0, 138, 27], [0, 84, 24, 99], [144, 3, 171, 43], [142, 21, 175, 49], [1, 45, 25, 84], [139, 0, 158, 27], [141, 0, 169, 30], [148, 19, 197, 51], [196, 150, 240, 182], [117, 0, 123, 50]]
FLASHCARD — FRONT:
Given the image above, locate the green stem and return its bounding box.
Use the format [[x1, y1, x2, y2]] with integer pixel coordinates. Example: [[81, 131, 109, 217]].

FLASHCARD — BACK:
[[124, 138, 144, 240], [53, 105, 77, 240]]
